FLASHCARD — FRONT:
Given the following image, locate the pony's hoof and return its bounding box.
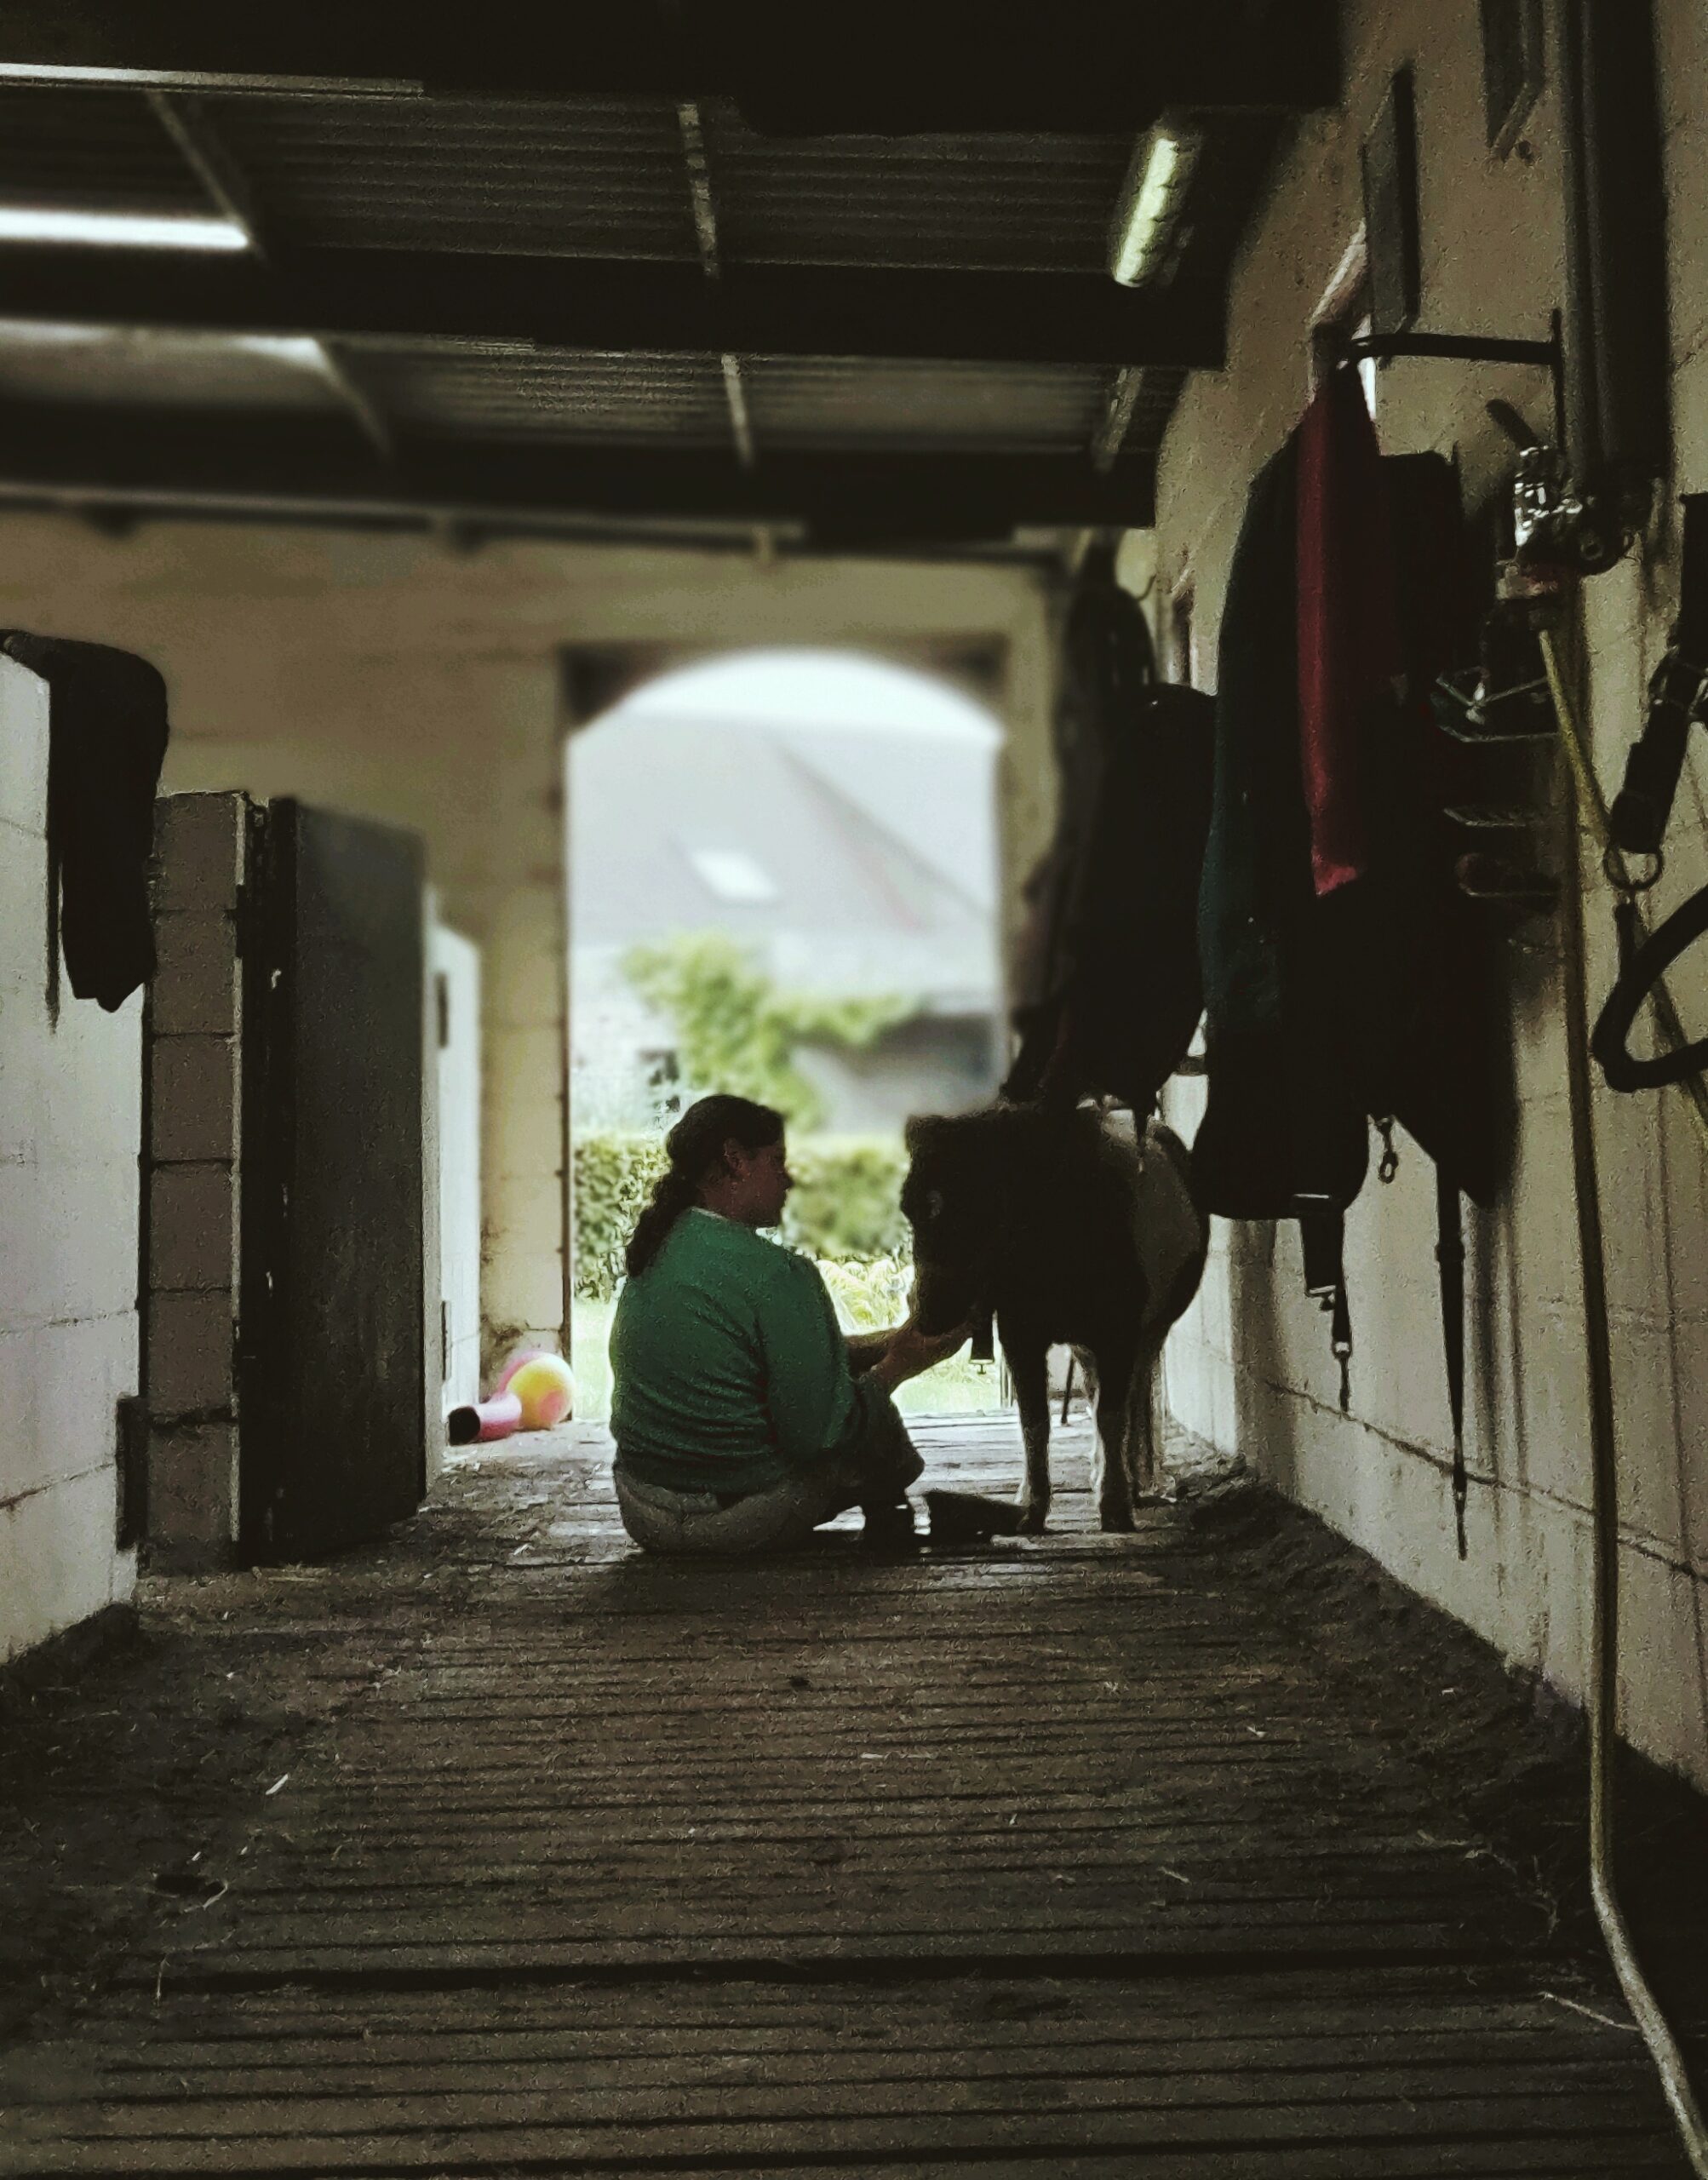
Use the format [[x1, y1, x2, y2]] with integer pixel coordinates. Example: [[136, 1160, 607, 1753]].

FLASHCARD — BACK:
[[1016, 1500, 1049, 1536], [1098, 1504, 1138, 1534]]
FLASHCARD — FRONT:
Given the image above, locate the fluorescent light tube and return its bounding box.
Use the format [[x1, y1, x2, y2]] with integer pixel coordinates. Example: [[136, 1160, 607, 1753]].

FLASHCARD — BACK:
[[1109, 125, 1201, 287], [0, 206, 249, 250]]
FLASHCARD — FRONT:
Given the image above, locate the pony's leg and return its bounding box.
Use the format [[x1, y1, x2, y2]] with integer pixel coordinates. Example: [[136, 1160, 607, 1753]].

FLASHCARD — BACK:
[[1092, 1340, 1139, 1532], [1006, 1335, 1053, 1535], [1123, 1334, 1168, 1503]]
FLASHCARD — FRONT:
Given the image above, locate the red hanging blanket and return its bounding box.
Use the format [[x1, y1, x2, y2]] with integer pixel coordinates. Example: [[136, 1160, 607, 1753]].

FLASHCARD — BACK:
[[1295, 367, 1402, 895]]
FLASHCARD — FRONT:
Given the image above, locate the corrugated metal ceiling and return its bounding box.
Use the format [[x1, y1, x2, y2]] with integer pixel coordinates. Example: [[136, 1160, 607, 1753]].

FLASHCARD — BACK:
[[0, 320, 342, 410], [0, 79, 1281, 531], [742, 359, 1111, 451], [350, 347, 732, 445], [198, 93, 1132, 277], [0, 86, 206, 213], [343, 347, 1113, 456], [205, 95, 703, 261], [700, 103, 1131, 273]]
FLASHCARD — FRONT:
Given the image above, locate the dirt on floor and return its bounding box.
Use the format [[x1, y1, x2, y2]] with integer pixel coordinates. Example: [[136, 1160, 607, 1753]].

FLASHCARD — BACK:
[[0, 1498, 489, 2049], [1177, 1468, 1708, 2038], [3, 1434, 1706, 2066], [0, 1604, 330, 2047]]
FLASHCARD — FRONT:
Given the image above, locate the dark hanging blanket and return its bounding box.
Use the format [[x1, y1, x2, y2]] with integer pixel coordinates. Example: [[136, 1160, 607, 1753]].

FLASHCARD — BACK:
[[1193, 422, 1504, 1225], [1196, 440, 1304, 1043], [1048, 680, 1214, 1112], [1, 631, 170, 1012], [1193, 436, 1371, 1225], [1362, 453, 1505, 1208], [1006, 561, 1149, 1038], [1005, 559, 1213, 1116]]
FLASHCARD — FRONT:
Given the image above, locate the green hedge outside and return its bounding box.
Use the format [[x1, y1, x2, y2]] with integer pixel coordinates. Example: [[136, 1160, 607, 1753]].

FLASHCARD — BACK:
[[782, 1136, 911, 1266], [571, 1133, 670, 1302], [573, 1130, 910, 1299]]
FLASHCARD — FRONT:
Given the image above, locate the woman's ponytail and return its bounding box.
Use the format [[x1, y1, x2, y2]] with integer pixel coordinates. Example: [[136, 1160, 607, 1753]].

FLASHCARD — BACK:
[[621, 1093, 786, 1279], [623, 1167, 699, 1278]]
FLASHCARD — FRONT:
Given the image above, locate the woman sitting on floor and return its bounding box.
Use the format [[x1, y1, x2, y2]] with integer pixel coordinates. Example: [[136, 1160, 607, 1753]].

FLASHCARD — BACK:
[[609, 1093, 966, 1556]]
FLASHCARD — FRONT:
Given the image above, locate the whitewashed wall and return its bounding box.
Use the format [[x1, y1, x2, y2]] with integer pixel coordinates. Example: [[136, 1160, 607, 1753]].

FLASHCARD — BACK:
[[0, 531, 1052, 1372], [433, 924, 483, 1410], [1155, 0, 1708, 1789], [0, 654, 139, 1659]]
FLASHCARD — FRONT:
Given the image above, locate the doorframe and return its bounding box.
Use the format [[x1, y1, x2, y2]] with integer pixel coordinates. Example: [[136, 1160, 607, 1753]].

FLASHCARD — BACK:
[[556, 633, 1013, 1340]]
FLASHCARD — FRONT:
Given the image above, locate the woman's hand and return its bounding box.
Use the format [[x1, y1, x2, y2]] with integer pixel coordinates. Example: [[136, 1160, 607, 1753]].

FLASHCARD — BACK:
[[868, 1316, 972, 1395]]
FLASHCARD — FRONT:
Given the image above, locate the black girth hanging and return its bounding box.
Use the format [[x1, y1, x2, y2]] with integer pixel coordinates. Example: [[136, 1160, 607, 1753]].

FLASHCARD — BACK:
[[1592, 493, 1708, 1099]]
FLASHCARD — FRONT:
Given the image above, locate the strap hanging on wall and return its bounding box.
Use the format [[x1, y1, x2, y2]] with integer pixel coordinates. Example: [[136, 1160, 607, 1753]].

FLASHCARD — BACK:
[[1609, 494, 1708, 856], [1592, 885, 1708, 1090], [1589, 492, 1708, 1110]]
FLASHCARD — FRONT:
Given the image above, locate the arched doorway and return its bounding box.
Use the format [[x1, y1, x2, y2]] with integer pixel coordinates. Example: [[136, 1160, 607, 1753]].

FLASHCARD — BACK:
[[565, 648, 1006, 1420]]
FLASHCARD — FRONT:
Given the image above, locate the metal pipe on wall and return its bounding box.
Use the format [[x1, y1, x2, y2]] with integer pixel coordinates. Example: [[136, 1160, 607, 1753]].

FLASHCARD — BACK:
[[1548, 4, 1705, 2159], [1541, 633, 1708, 2174], [1556, 0, 1672, 513]]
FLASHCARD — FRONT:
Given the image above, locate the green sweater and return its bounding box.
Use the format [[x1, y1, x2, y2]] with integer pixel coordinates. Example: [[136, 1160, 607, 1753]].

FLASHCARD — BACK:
[[609, 1208, 886, 1496]]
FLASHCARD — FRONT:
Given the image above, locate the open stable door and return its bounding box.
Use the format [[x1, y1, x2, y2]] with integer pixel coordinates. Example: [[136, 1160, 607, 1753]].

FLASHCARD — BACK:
[[241, 800, 427, 1557]]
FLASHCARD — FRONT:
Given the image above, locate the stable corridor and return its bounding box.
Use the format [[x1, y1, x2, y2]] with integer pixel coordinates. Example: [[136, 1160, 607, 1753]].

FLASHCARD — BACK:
[[3, 1419, 1691, 2175]]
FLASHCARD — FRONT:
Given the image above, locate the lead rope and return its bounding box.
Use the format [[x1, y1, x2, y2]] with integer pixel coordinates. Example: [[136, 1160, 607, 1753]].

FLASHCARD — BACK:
[[1434, 1167, 1469, 1560]]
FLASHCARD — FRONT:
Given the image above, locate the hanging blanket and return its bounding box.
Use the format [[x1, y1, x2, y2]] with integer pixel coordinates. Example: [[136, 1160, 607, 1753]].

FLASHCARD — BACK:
[[1, 631, 170, 1011], [1295, 366, 1402, 897]]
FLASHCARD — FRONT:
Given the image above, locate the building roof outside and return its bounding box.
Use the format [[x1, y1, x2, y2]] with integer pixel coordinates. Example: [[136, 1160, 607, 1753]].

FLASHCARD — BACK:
[[568, 707, 1000, 1008]]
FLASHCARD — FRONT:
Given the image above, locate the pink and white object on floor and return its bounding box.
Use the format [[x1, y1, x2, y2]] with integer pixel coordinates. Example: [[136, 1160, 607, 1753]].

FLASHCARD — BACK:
[[445, 1390, 524, 1445], [505, 1351, 576, 1429]]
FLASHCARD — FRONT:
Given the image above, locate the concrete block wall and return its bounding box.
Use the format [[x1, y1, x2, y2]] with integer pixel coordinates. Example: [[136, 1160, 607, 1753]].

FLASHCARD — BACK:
[[144, 792, 246, 1565], [1154, 0, 1708, 1790], [0, 653, 140, 1661]]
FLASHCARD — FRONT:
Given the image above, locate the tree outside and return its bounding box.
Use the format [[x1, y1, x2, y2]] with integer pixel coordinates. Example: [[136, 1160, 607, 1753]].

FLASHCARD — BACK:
[[619, 930, 912, 1132]]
